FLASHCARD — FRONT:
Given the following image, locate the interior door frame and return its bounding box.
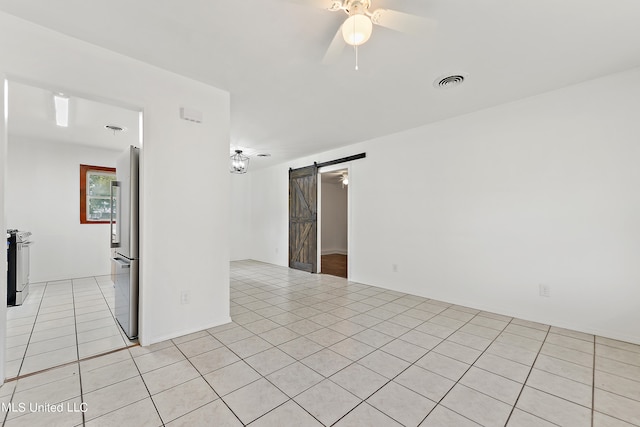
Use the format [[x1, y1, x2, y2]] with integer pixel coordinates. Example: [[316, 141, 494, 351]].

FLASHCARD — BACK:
[[1, 75, 145, 383], [317, 163, 351, 279]]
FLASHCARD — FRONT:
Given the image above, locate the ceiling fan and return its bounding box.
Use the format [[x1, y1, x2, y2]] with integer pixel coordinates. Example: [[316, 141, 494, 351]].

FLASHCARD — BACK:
[[297, 0, 438, 66]]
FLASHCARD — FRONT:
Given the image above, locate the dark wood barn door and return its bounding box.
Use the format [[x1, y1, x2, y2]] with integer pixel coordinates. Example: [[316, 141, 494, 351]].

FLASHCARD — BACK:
[[289, 165, 318, 273]]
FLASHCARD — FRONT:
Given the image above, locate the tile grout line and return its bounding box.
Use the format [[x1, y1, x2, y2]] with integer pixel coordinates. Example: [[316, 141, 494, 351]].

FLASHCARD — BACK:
[[70, 278, 86, 427], [503, 325, 552, 426], [69, 275, 139, 425], [527, 352, 592, 385], [588, 382, 640, 405], [14, 280, 49, 378], [585, 342, 640, 427], [5, 344, 140, 384], [128, 347, 167, 427], [272, 271, 615, 426], [234, 275, 508, 425], [209, 324, 330, 426], [35, 263, 634, 427], [204, 325, 325, 425], [411, 312, 516, 427], [592, 350, 640, 370], [330, 332, 459, 424], [511, 343, 609, 416], [2, 282, 49, 427], [255, 289, 508, 426], [591, 336, 596, 427], [168, 338, 247, 426], [221, 282, 375, 425]]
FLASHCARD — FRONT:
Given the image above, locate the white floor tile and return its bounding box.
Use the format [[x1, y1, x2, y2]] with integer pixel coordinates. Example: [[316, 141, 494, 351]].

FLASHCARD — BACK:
[[6, 262, 640, 426]]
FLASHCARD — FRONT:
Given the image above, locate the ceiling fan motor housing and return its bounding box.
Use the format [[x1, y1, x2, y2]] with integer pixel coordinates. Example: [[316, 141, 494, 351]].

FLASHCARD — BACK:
[[344, 0, 371, 15]]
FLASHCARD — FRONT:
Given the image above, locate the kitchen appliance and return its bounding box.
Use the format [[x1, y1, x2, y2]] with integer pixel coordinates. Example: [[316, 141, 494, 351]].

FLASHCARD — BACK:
[[110, 145, 140, 339], [7, 229, 33, 306]]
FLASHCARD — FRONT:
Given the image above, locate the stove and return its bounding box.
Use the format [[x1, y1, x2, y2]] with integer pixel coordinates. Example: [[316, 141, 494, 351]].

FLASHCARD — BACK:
[[7, 229, 32, 306]]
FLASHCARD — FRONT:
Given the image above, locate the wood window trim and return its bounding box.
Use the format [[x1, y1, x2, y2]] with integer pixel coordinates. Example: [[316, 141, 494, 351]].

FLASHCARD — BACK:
[[80, 164, 116, 224]]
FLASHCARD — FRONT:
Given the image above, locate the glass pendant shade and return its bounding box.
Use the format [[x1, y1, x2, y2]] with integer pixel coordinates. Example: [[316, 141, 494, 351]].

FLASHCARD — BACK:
[[342, 14, 373, 46], [230, 150, 249, 174]]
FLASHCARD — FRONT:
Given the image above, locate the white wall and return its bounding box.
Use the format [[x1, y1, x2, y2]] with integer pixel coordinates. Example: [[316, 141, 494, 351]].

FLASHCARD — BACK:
[[249, 67, 640, 345], [230, 173, 252, 261], [0, 12, 231, 361], [6, 137, 119, 282], [321, 181, 348, 255], [1, 77, 8, 383], [250, 165, 291, 266]]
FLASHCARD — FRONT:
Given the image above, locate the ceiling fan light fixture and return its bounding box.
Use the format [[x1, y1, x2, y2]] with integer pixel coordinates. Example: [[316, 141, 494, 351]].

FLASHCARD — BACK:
[[342, 14, 372, 46]]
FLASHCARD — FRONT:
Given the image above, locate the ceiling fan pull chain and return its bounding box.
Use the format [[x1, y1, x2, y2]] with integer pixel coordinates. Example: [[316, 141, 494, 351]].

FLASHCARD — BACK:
[[355, 44, 359, 71], [354, 12, 359, 70]]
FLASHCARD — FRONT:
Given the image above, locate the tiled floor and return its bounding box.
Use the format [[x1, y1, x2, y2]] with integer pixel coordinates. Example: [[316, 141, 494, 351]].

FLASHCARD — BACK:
[[1, 260, 640, 426], [5, 275, 134, 378]]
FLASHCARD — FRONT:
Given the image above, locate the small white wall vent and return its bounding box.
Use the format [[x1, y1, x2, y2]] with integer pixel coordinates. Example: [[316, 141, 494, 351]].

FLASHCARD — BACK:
[[104, 124, 126, 134], [433, 73, 468, 89], [180, 107, 203, 123]]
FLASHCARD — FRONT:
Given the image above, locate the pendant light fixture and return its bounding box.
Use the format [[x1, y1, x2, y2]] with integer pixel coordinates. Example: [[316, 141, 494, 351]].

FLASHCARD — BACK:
[[230, 149, 249, 174]]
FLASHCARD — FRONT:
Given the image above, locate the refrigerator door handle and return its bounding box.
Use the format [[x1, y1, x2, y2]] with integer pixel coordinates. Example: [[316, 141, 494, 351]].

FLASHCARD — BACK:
[[110, 181, 121, 248], [111, 257, 131, 268]]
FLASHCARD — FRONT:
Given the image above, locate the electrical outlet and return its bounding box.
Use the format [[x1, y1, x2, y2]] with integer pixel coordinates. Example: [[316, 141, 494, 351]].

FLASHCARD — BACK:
[[539, 284, 551, 297], [392, 264, 398, 273], [180, 290, 190, 304]]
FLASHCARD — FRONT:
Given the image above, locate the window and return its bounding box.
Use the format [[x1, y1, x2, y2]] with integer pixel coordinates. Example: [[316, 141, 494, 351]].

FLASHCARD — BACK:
[[80, 164, 116, 224]]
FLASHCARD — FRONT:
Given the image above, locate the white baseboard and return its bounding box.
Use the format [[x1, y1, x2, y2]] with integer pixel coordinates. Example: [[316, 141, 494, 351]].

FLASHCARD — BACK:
[[141, 316, 232, 346], [321, 249, 348, 256]]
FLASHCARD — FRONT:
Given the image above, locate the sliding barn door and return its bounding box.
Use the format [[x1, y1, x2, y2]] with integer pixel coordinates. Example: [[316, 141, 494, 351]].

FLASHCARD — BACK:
[[289, 165, 318, 273]]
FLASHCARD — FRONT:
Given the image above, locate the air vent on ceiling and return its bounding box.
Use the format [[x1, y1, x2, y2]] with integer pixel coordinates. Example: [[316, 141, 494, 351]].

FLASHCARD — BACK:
[[433, 74, 467, 89], [104, 124, 126, 134]]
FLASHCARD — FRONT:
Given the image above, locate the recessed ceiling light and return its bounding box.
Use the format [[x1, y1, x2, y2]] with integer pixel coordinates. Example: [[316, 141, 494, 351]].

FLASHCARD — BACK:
[[53, 94, 69, 127], [433, 73, 468, 89], [256, 153, 271, 157]]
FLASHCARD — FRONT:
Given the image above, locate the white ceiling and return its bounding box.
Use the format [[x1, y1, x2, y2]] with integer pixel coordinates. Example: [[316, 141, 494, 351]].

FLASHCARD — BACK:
[[8, 80, 139, 151], [1, 0, 639, 169]]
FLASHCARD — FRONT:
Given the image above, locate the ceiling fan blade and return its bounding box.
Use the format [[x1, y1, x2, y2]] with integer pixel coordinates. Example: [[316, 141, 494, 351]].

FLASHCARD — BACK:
[[285, 0, 343, 11], [322, 24, 346, 64], [370, 9, 438, 36]]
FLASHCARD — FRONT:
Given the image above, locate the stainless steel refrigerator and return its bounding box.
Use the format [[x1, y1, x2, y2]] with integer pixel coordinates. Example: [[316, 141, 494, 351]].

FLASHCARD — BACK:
[[110, 145, 140, 339]]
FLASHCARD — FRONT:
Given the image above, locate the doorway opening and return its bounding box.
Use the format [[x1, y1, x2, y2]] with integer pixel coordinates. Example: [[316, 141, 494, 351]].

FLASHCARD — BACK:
[[319, 168, 348, 278], [3, 78, 142, 380]]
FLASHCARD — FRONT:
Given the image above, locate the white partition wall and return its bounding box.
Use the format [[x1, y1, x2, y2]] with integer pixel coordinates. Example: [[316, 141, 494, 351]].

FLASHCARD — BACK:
[[0, 12, 231, 347], [1, 77, 8, 383]]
